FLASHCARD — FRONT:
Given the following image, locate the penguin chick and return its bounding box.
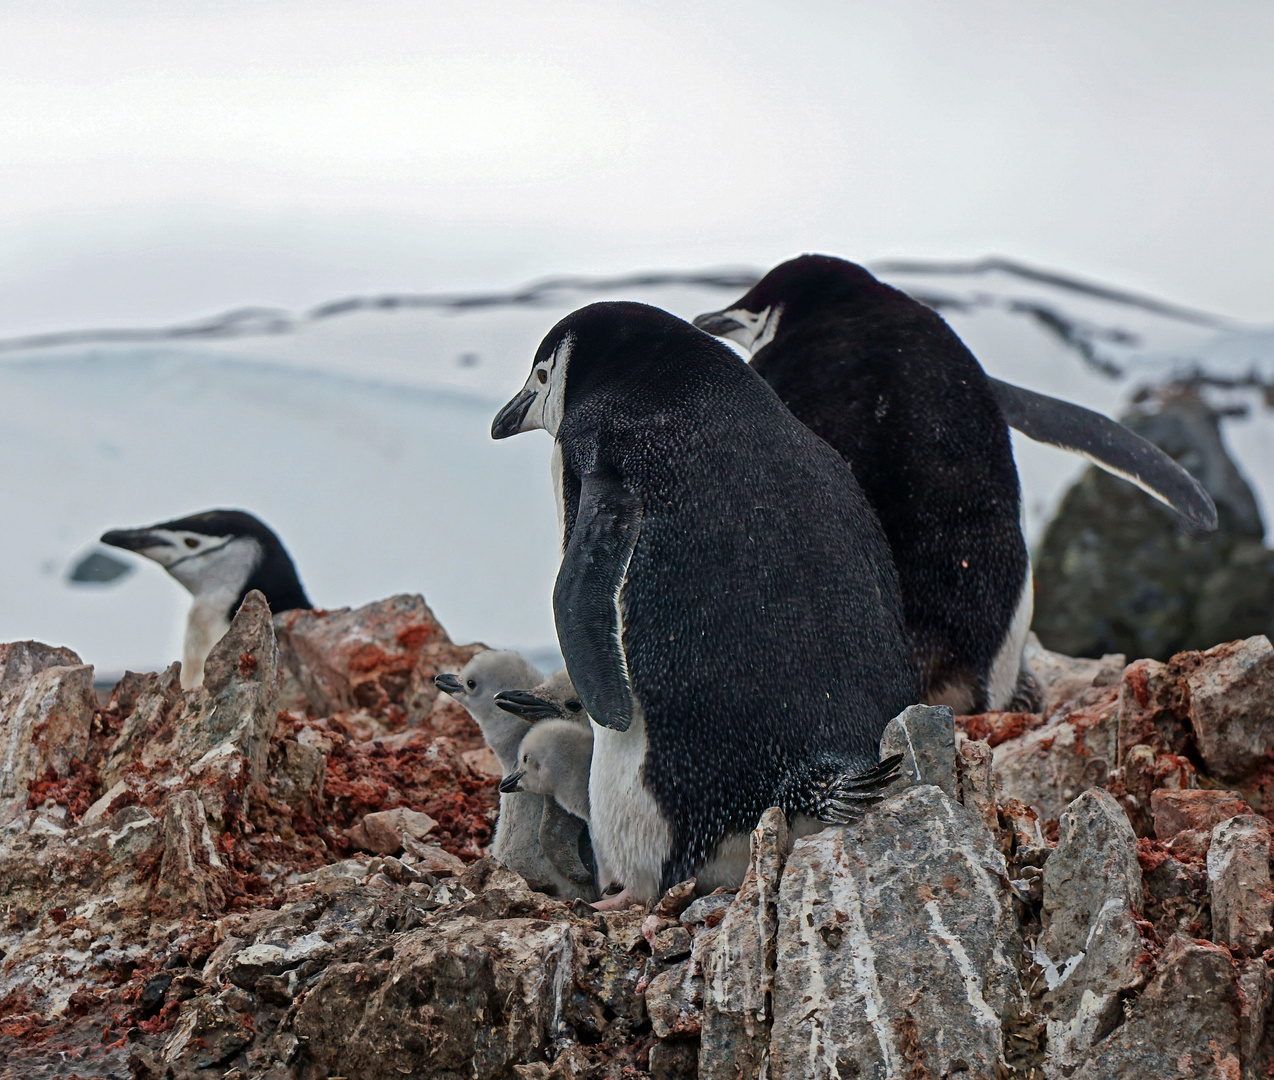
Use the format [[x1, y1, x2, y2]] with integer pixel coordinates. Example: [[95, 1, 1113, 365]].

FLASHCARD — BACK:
[[494, 668, 589, 725], [101, 509, 309, 689], [500, 719, 594, 821], [435, 652, 598, 900], [433, 651, 543, 770]]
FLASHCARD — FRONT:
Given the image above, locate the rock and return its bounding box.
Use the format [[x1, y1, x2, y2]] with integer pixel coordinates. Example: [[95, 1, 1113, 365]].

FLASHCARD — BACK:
[[1032, 390, 1270, 662], [0, 644, 96, 825], [1034, 789, 1147, 1074], [99, 661, 184, 788], [1172, 635, 1274, 780], [956, 737, 999, 836], [769, 785, 1025, 1080], [1116, 657, 1190, 759], [401, 837, 467, 876], [1024, 632, 1126, 716], [1207, 814, 1274, 955], [679, 892, 734, 928], [652, 926, 692, 961], [699, 807, 789, 1080], [993, 685, 1120, 822], [1141, 845, 1210, 941], [1151, 788, 1252, 839], [273, 594, 483, 719], [1071, 936, 1250, 1080], [648, 1039, 699, 1080], [879, 703, 956, 797], [652, 878, 698, 918], [345, 807, 439, 855], [154, 788, 227, 915], [1113, 742, 1195, 837], [646, 959, 703, 1038], [462, 745, 502, 777]]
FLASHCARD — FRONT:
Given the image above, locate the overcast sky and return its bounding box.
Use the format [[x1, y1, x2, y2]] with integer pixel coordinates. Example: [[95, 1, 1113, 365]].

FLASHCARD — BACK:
[[2, 0, 1272, 336]]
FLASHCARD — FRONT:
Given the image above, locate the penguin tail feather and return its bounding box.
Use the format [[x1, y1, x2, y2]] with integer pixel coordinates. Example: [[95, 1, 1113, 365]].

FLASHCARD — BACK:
[[795, 753, 905, 825]]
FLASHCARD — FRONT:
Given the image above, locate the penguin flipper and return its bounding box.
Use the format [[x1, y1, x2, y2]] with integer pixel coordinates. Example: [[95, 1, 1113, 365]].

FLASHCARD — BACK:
[[539, 800, 595, 887], [553, 470, 643, 732], [987, 377, 1218, 532]]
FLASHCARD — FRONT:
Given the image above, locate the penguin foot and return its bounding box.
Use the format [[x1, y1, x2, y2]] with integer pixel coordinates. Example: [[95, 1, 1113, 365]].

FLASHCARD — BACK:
[[815, 752, 906, 825], [590, 887, 642, 911]]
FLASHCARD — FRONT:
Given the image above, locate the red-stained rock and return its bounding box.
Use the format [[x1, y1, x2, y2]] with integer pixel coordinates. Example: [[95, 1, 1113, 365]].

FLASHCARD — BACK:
[[0, 644, 97, 826], [1170, 635, 1274, 781], [1207, 814, 1274, 955], [345, 807, 438, 855], [274, 594, 483, 721], [1117, 657, 1191, 759], [1023, 634, 1126, 718], [955, 710, 1046, 748], [1151, 788, 1253, 840]]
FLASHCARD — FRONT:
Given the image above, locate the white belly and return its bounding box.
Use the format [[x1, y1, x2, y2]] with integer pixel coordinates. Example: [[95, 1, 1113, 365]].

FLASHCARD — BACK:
[[588, 704, 671, 901], [986, 562, 1034, 711]]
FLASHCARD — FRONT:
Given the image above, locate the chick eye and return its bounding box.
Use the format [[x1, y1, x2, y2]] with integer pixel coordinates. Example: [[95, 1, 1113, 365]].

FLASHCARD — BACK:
[[565, 699, 582, 713], [466, 679, 477, 690], [536, 368, 548, 385], [184, 538, 199, 549]]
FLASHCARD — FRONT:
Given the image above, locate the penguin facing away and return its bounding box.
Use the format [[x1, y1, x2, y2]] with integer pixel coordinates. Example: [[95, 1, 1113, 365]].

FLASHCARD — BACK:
[[492, 301, 914, 907], [101, 509, 311, 690], [695, 255, 1217, 713]]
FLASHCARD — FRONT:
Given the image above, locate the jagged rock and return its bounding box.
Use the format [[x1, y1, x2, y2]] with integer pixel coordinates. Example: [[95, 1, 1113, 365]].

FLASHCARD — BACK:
[[1113, 742, 1195, 837], [769, 785, 1025, 1080], [345, 807, 439, 855], [1033, 390, 1270, 662], [956, 737, 999, 836], [273, 594, 482, 719], [646, 959, 703, 1038], [155, 789, 227, 915], [1024, 632, 1126, 717], [1141, 847, 1210, 941], [1034, 789, 1147, 1074], [100, 662, 184, 788], [1152, 788, 1251, 839], [993, 685, 1119, 822], [679, 892, 734, 927], [1117, 656, 1189, 758], [1070, 936, 1251, 1080], [0, 643, 96, 825], [1207, 814, 1274, 955], [1172, 635, 1274, 780], [698, 807, 788, 1080], [879, 702, 956, 797]]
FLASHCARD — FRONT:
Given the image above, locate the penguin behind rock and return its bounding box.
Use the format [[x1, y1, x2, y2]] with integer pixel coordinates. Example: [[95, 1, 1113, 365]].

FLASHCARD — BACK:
[[695, 255, 1217, 713], [494, 668, 589, 725], [500, 718, 594, 822], [492, 301, 915, 906], [101, 509, 311, 690], [434, 652, 597, 899]]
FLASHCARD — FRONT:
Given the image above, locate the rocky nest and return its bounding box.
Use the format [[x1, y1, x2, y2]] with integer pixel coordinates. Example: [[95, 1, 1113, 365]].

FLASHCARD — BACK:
[[1, 595, 1271, 1080]]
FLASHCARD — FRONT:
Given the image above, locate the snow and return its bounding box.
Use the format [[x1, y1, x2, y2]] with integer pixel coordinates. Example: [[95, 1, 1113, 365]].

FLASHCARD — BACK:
[[1, 265, 1271, 679]]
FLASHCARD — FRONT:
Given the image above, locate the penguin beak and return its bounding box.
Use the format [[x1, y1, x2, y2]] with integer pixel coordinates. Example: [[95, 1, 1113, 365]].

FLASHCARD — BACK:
[[100, 529, 172, 553], [692, 310, 745, 337], [492, 387, 537, 440], [494, 690, 562, 721], [433, 673, 464, 697], [499, 771, 525, 793]]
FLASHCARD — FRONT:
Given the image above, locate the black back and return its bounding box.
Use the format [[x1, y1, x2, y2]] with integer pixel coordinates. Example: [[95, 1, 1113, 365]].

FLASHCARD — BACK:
[[152, 509, 312, 616], [550, 302, 916, 882], [730, 256, 1027, 711]]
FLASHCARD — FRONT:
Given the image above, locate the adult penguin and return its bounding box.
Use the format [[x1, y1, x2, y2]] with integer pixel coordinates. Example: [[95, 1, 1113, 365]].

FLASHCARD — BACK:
[[695, 255, 1216, 713], [492, 301, 914, 907]]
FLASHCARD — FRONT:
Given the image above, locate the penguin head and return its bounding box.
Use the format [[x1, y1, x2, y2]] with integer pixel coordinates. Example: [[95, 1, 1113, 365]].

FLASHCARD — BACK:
[[493, 667, 585, 721], [693, 254, 881, 354], [101, 509, 310, 611], [434, 650, 543, 707], [492, 302, 708, 439], [498, 718, 591, 795]]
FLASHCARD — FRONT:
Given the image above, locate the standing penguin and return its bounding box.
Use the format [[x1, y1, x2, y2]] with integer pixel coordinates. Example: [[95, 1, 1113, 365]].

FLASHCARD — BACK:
[[101, 509, 311, 689], [492, 301, 914, 906], [696, 255, 1217, 713]]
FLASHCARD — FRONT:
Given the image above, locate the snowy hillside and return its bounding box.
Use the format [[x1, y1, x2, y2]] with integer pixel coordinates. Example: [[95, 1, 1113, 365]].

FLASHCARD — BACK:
[[1, 261, 1271, 678]]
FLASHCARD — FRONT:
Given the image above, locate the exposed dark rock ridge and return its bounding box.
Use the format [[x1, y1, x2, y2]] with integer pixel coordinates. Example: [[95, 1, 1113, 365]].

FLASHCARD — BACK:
[[2, 596, 1273, 1078]]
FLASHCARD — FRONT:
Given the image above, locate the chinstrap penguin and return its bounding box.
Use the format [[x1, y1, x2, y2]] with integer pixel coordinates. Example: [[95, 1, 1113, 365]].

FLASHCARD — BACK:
[[101, 509, 310, 690], [500, 718, 594, 822], [492, 301, 916, 908], [434, 652, 597, 898], [696, 255, 1216, 713]]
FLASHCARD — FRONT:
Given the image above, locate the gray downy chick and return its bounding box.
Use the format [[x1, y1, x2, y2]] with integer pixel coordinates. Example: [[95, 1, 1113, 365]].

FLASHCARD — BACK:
[[494, 667, 590, 727], [501, 718, 594, 821], [435, 652, 597, 900]]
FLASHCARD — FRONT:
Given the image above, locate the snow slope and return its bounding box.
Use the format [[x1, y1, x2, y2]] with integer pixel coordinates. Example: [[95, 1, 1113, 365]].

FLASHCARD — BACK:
[[1, 263, 1270, 678]]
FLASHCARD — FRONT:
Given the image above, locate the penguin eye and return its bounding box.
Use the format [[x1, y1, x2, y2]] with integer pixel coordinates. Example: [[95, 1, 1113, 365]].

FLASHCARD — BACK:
[[466, 679, 477, 690], [565, 699, 582, 713], [184, 538, 199, 549], [536, 368, 548, 385]]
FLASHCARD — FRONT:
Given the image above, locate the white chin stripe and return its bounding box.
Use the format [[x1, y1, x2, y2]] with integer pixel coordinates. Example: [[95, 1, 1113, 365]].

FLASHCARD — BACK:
[[717, 306, 781, 355]]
